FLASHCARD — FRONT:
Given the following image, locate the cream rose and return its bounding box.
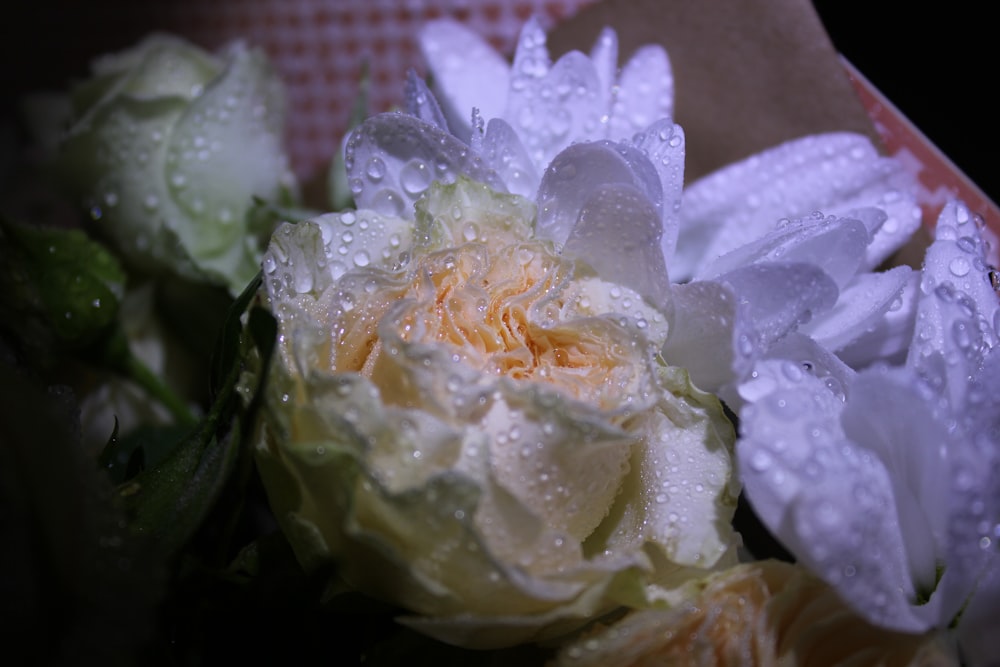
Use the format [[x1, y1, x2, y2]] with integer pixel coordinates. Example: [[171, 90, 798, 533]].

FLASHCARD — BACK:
[[254, 174, 738, 648]]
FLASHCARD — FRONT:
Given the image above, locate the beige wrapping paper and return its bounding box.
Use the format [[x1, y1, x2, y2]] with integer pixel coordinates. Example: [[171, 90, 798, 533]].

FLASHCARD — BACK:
[[549, 0, 881, 182]]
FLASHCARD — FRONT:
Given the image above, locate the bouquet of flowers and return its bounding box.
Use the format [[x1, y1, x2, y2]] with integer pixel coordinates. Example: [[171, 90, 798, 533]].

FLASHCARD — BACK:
[[1, 1, 996, 665]]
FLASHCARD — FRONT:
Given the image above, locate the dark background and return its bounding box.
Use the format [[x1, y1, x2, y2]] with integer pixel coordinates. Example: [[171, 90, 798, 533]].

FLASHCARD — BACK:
[[812, 1, 996, 207]]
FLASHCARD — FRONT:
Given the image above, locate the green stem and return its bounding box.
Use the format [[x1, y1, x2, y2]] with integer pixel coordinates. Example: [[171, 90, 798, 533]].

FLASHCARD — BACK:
[[97, 324, 198, 427], [123, 349, 198, 427]]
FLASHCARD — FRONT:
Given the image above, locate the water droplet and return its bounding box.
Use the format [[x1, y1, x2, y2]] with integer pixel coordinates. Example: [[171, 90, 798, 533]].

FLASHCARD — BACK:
[[781, 360, 804, 382], [950, 257, 971, 277], [956, 236, 978, 254], [952, 320, 972, 349], [365, 156, 386, 181], [749, 449, 771, 472], [353, 250, 370, 267], [401, 159, 431, 195]]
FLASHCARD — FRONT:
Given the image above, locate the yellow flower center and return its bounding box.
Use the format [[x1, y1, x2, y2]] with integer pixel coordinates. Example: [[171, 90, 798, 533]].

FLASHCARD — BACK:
[[332, 237, 649, 411]]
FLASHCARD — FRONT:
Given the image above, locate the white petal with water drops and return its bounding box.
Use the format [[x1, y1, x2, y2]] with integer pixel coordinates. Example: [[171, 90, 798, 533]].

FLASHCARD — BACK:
[[418, 18, 510, 142], [737, 359, 931, 632], [695, 211, 871, 290], [345, 112, 507, 220], [404, 69, 450, 132], [480, 118, 541, 199], [676, 133, 916, 282], [563, 182, 671, 312], [908, 201, 999, 408], [801, 265, 914, 355], [536, 141, 662, 248], [632, 120, 685, 263], [505, 18, 606, 169], [608, 44, 673, 142]]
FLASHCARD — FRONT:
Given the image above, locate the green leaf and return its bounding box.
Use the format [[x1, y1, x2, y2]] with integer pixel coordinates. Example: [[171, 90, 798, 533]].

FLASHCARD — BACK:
[[0, 217, 125, 358], [100, 422, 193, 485], [115, 271, 264, 555]]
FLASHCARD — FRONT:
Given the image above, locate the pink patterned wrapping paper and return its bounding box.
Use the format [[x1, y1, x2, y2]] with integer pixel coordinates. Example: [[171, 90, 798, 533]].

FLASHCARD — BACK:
[[155, 0, 601, 182]]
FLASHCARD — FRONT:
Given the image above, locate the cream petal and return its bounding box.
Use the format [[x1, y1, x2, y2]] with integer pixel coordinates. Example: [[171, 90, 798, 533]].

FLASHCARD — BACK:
[[161, 41, 294, 291], [631, 367, 738, 568]]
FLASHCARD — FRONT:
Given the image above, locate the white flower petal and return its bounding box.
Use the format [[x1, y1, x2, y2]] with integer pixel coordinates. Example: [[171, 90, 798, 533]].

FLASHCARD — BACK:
[[564, 183, 670, 311], [955, 553, 1000, 667], [506, 20, 605, 169], [802, 265, 914, 355], [676, 133, 912, 282], [608, 44, 673, 142], [588, 27, 618, 110], [480, 117, 541, 198], [632, 120, 685, 264], [836, 269, 920, 368], [404, 69, 450, 132], [718, 261, 839, 349], [419, 18, 510, 141], [161, 41, 294, 290], [944, 347, 1000, 624], [661, 280, 749, 393], [536, 141, 662, 248], [695, 212, 870, 290], [344, 113, 507, 219], [844, 192, 923, 271], [841, 367, 952, 599], [755, 332, 856, 403], [907, 201, 999, 409], [737, 362, 928, 633]]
